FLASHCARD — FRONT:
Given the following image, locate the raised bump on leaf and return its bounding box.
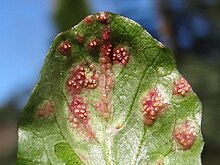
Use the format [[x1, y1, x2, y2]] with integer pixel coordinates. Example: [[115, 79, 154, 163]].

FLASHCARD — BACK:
[[112, 46, 130, 65], [96, 12, 108, 23], [88, 39, 99, 50], [173, 120, 197, 150], [75, 32, 84, 44], [69, 95, 89, 126], [58, 41, 71, 55], [67, 64, 99, 94], [142, 88, 167, 125], [84, 15, 94, 25], [173, 77, 192, 96]]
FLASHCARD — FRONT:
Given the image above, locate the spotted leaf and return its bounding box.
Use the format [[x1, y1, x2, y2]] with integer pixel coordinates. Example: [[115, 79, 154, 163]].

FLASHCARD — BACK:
[[17, 12, 203, 165]]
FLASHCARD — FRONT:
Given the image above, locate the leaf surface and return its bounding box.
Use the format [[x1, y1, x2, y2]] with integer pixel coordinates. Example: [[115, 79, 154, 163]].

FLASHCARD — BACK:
[[17, 12, 203, 165]]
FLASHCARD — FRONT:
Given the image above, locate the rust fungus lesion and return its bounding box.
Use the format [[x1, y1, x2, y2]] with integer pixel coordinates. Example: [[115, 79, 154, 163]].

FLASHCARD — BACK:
[[67, 63, 99, 94], [173, 120, 197, 150], [112, 46, 130, 66], [142, 88, 167, 125], [68, 95, 95, 139], [84, 15, 94, 25], [66, 63, 98, 139], [96, 12, 108, 23], [36, 100, 54, 118], [96, 25, 114, 118], [173, 77, 192, 96], [58, 41, 71, 55], [88, 39, 100, 50]]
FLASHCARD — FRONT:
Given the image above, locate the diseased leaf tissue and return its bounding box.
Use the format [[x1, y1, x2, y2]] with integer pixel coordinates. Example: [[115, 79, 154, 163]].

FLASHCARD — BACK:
[[17, 12, 203, 165]]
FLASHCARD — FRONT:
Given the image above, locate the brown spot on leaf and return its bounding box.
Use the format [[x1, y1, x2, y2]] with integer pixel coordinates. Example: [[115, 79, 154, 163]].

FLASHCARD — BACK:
[[102, 27, 111, 41]]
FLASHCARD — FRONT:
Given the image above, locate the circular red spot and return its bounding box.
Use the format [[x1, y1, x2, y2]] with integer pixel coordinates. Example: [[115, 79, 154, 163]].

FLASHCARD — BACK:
[[142, 89, 167, 125], [112, 46, 130, 66], [58, 41, 71, 55], [84, 15, 94, 24], [70, 96, 89, 124], [88, 39, 99, 49], [96, 12, 108, 23], [173, 121, 197, 150], [173, 77, 191, 96]]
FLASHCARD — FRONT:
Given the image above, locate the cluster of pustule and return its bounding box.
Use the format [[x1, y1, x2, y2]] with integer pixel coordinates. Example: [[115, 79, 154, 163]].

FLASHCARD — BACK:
[[112, 47, 129, 66], [64, 63, 99, 137], [69, 96, 88, 128], [67, 64, 99, 94], [173, 77, 191, 96], [142, 89, 167, 125], [57, 12, 197, 148], [173, 121, 196, 150]]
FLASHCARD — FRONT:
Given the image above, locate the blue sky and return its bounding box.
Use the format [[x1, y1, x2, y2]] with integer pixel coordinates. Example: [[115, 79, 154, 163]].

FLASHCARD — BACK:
[[0, 0, 55, 106]]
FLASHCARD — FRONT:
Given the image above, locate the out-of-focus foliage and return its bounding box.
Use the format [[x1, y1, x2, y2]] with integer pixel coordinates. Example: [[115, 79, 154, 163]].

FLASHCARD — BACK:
[[157, 0, 220, 55], [0, 99, 19, 165], [54, 0, 89, 31]]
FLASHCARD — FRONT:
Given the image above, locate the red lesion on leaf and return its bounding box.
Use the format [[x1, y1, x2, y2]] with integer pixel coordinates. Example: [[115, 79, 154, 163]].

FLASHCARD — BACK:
[[142, 89, 167, 125], [66, 63, 98, 138], [84, 15, 94, 25], [58, 41, 71, 55], [102, 27, 110, 41], [96, 12, 108, 23], [173, 77, 191, 96], [88, 39, 99, 50], [173, 120, 197, 150], [68, 96, 94, 138], [67, 64, 99, 94], [36, 101, 54, 118], [96, 26, 115, 118], [112, 46, 130, 66]]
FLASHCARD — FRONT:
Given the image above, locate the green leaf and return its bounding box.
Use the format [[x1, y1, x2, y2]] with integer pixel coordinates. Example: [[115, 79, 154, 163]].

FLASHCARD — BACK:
[[17, 12, 204, 165]]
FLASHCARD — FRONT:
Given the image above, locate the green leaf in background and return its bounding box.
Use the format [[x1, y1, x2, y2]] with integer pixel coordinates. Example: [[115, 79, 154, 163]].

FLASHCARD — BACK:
[[17, 12, 204, 165]]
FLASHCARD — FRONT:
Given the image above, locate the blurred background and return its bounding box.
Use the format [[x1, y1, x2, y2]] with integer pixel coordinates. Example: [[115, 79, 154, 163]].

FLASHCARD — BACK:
[[0, 0, 219, 164]]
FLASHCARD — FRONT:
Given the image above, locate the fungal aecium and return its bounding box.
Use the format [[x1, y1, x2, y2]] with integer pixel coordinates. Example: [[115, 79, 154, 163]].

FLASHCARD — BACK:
[[173, 77, 191, 96], [88, 39, 99, 50], [67, 64, 99, 94], [96, 12, 108, 23], [70, 96, 89, 126], [112, 46, 130, 66], [173, 120, 197, 150], [84, 15, 94, 25], [142, 89, 167, 125], [58, 41, 71, 55]]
